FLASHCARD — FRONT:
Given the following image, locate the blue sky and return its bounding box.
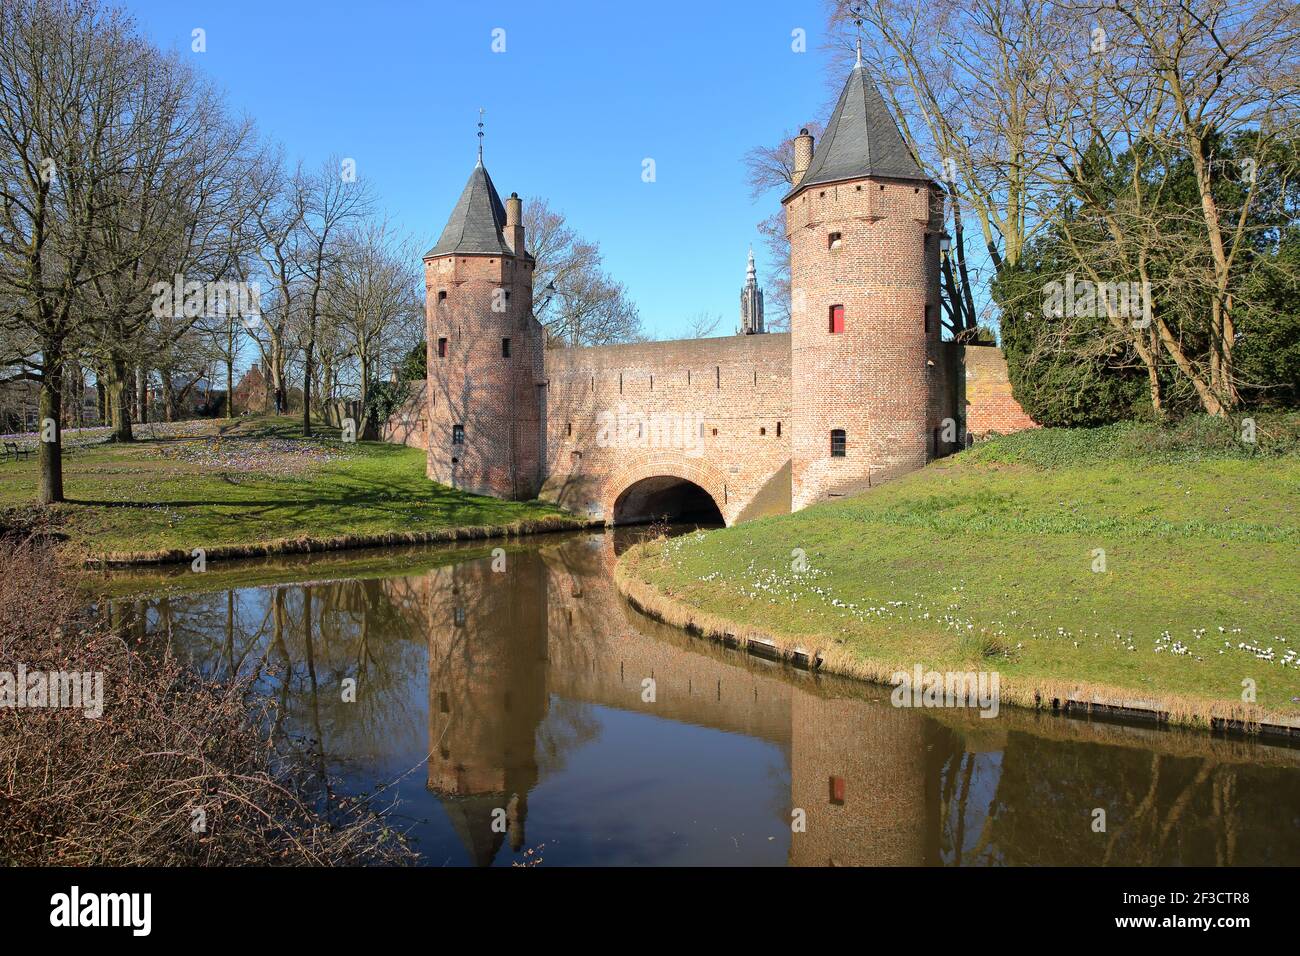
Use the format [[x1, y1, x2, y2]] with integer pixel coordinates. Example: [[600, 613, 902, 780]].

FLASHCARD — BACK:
[[126, 0, 845, 341]]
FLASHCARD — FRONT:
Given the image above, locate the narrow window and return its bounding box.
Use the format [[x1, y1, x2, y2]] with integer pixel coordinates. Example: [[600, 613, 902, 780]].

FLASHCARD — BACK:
[[453, 607, 466, 627], [452, 424, 464, 445], [439, 692, 450, 713], [759, 427, 766, 436], [437, 337, 448, 357], [924, 305, 932, 333], [502, 337, 511, 358], [566, 422, 572, 437], [712, 427, 718, 437], [829, 776, 846, 806], [438, 290, 447, 302], [828, 231, 842, 250], [715, 366, 720, 388], [776, 421, 782, 437], [829, 305, 845, 334], [830, 429, 846, 457]]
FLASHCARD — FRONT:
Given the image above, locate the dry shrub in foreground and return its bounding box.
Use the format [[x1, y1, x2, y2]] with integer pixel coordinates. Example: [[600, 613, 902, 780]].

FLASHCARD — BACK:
[[0, 535, 414, 866]]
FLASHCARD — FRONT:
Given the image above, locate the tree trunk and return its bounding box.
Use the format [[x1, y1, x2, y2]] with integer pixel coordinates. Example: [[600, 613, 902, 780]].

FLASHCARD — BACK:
[[104, 357, 134, 442], [162, 374, 177, 422], [37, 348, 64, 505], [136, 366, 149, 425], [302, 343, 314, 437]]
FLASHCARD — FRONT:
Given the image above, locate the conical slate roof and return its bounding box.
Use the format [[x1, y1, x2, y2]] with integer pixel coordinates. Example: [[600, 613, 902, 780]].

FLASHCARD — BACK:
[[426, 163, 513, 258], [786, 63, 926, 200]]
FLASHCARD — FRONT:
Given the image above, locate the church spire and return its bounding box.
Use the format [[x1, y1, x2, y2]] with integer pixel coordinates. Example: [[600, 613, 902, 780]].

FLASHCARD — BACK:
[[739, 247, 765, 335]]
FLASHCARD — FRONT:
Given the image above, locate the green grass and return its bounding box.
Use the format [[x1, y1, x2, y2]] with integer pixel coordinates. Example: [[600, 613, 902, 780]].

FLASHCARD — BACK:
[[0, 416, 574, 561], [623, 413, 1300, 723]]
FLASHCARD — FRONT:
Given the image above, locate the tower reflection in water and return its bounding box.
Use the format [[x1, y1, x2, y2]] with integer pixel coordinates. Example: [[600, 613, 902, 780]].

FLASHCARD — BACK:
[[133, 532, 1300, 867]]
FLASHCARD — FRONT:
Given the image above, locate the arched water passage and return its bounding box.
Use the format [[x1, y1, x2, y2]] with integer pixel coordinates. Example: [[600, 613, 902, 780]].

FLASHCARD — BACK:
[[612, 476, 725, 526]]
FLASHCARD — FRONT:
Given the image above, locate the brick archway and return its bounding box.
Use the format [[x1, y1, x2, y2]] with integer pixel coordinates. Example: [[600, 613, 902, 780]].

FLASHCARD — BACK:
[[602, 455, 731, 526]]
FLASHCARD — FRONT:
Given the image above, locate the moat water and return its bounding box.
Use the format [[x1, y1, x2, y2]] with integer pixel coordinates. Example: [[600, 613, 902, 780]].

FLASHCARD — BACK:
[[101, 529, 1300, 866]]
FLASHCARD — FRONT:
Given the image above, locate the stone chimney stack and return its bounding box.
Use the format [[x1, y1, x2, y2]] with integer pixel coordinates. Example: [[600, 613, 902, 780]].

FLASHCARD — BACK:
[[792, 128, 814, 187], [505, 192, 525, 255]]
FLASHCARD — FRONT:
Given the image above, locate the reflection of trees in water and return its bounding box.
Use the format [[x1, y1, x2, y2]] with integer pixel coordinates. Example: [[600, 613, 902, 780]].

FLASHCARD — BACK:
[[118, 538, 1300, 868], [933, 728, 1300, 866], [147, 578, 430, 771]]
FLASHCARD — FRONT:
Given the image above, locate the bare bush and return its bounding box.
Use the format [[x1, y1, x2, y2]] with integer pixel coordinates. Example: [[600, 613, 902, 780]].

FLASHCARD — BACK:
[[0, 533, 413, 866]]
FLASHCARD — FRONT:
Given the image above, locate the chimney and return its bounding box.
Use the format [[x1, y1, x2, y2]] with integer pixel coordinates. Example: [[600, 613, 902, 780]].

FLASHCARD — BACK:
[[505, 192, 525, 255], [792, 128, 814, 187]]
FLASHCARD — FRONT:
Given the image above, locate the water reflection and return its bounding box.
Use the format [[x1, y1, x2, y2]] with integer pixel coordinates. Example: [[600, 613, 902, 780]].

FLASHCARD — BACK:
[[110, 532, 1300, 866]]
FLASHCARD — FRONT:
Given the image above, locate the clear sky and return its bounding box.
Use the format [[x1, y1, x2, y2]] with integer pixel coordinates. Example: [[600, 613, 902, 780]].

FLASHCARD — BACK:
[[124, 0, 844, 342]]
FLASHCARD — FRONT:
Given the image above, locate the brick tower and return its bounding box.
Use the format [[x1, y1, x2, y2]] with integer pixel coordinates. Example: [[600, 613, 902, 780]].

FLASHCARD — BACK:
[[783, 55, 945, 511], [425, 145, 544, 499]]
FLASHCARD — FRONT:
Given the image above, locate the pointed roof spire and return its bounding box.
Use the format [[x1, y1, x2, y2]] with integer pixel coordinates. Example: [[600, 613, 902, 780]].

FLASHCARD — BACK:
[[784, 63, 926, 201], [426, 163, 511, 258]]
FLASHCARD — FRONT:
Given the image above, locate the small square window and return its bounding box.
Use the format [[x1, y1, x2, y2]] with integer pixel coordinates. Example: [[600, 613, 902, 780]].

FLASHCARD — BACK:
[[437, 290, 447, 302], [830, 429, 846, 457], [452, 424, 464, 445], [828, 232, 842, 250], [829, 305, 845, 334]]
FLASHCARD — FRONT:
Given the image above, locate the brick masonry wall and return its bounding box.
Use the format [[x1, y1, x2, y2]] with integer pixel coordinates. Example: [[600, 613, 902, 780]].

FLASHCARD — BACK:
[[425, 251, 545, 499], [540, 333, 793, 524], [963, 344, 1039, 436], [380, 379, 429, 448], [785, 176, 950, 511]]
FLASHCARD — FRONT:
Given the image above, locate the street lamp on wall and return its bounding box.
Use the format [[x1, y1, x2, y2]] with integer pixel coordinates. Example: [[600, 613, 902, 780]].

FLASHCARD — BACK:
[[939, 233, 952, 255]]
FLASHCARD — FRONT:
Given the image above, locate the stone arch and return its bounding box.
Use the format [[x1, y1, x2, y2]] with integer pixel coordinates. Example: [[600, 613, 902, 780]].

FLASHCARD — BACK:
[[603, 455, 731, 526]]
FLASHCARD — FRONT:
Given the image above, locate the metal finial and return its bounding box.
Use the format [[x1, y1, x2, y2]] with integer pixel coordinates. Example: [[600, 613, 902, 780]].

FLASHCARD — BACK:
[[477, 107, 485, 165], [852, 4, 864, 66]]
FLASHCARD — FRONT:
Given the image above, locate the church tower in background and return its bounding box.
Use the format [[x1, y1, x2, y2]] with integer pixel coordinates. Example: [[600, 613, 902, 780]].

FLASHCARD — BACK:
[[738, 248, 765, 335]]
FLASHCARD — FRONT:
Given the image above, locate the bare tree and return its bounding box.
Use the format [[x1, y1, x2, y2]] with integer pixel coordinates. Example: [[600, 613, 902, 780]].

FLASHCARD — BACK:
[[292, 158, 372, 436], [328, 221, 421, 411], [523, 197, 642, 347], [685, 311, 723, 338], [0, 0, 160, 501]]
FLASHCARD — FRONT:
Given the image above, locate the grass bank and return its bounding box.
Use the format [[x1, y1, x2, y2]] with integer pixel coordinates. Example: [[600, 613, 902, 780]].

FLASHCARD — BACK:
[[617, 414, 1300, 730], [0, 416, 587, 566]]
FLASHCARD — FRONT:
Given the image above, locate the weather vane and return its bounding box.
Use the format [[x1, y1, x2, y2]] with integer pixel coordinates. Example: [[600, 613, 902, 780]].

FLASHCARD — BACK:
[[477, 107, 485, 164], [851, 4, 864, 65]]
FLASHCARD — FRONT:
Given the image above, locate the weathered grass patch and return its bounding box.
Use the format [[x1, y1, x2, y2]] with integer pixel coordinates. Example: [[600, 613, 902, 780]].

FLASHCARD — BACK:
[[0, 416, 580, 564]]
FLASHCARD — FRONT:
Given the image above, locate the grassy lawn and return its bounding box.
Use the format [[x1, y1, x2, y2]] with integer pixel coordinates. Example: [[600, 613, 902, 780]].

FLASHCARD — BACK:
[[0, 415, 576, 562], [621, 415, 1300, 725]]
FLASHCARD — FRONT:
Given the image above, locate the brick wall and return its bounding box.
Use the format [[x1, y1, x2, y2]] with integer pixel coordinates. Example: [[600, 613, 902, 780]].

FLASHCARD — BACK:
[[540, 333, 793, 523], [425, 250, 545, 499], [963, 344, 1038, 437], [785, 176, 951, 510], [380, 380, 429, 448]]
